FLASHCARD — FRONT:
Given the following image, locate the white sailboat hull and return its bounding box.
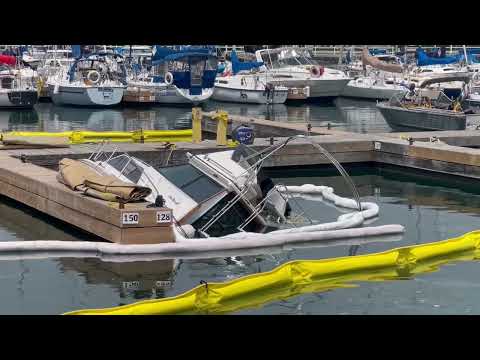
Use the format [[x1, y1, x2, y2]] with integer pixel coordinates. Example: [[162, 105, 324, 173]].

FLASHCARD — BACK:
[[49, 84, 125, 107], [126, 81, 213, 105], [342, 81, 408, 100], [212, 85, 288, 104]]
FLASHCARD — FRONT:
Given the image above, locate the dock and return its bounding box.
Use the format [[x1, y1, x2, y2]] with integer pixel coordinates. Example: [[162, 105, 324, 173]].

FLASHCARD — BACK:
[[3, 110, 480, 243]]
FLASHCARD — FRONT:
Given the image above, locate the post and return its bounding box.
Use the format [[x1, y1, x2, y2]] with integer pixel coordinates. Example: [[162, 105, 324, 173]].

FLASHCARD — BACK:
[[213, 111, 228, 146], [192, 107, 202, 143]]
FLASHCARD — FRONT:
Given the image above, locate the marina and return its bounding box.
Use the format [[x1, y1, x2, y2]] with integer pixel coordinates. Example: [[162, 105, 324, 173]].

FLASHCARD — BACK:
[[2, 45, 480, 315]]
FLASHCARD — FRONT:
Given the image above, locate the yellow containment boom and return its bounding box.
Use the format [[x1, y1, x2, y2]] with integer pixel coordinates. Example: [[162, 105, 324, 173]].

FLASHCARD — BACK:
[[64, 230, 480, 315], [1, 129, 193, 144]]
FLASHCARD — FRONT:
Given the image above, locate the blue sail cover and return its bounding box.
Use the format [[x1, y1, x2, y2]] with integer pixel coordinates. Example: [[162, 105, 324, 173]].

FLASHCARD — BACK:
[[71, 45, 82, 59], [230, 50, 263, 75], [151, 45, 216, 65], [416, 48, 462, 66], [150, 46, 218, 94]]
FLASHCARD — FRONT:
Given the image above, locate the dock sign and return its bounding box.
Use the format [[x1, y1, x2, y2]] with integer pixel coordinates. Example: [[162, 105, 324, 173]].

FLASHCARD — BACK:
[[156, 210, 172, 224], [122, 212, 139, 225]]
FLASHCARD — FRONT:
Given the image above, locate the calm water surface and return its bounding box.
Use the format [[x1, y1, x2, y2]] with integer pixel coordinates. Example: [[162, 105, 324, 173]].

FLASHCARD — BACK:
[[0, 98, 391, 134], [0, 165, 479, 314]]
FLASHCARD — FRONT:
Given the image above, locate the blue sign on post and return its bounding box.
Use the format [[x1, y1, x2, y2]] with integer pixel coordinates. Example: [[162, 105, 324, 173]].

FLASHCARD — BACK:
[[232, 125, 255, 145]]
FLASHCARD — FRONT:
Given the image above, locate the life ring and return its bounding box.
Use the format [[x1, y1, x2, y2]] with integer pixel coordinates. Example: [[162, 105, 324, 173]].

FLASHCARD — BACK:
[[165, 72, 174, 85], [87, 70, 100, 84]]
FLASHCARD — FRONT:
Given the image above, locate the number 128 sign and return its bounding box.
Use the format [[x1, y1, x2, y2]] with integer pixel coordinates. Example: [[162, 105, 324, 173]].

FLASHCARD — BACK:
[[156, 210, 172, 224]]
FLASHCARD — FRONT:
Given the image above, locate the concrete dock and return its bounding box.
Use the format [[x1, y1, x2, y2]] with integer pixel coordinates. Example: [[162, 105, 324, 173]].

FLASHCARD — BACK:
[[3, 110, 480, 243]]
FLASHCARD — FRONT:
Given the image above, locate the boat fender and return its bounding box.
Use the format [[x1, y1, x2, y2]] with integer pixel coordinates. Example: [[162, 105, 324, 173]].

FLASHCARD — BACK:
[[310, 66, 324, 77], [165, 72, 174, 85], [87, 70, 100, 84]]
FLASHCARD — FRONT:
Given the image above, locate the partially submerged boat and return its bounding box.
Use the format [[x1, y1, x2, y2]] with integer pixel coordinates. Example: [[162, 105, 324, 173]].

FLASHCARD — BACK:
[[80, 142, 292, 237], [377, 75, 479, 131]]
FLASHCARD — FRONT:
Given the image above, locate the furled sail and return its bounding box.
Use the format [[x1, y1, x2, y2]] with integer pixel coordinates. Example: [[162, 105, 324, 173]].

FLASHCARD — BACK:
[[361, 48, 403, 73]]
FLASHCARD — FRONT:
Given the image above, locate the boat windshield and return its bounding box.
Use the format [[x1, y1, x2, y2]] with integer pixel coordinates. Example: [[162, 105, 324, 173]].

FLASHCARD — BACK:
[[261, 48, 317, 69], [158, 164, 224, 203]]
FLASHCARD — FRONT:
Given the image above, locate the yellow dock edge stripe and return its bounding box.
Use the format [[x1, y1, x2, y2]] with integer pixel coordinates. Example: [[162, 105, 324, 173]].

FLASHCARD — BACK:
[[64, 230, 480, 315], [2, 130, 193, 144]]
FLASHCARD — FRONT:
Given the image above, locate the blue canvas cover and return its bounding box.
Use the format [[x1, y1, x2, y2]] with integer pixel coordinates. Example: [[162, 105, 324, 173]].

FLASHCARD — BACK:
[[72, 45, 82, 59], [230, 50, 263, 75], [416, 48, 462, 66]]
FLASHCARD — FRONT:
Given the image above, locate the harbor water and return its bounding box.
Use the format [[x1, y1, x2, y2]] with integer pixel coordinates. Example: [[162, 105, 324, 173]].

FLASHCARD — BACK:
[[0, 98, 392, 134], [0, 164, 480, 314]]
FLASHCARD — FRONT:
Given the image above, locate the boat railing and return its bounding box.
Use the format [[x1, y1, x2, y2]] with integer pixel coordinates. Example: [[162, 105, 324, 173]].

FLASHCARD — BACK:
[[200, 136, 362, 234]]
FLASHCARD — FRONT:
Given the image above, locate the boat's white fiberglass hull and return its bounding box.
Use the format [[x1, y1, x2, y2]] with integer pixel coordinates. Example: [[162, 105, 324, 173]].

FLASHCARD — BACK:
[[127, 82, 213, 105], [49, 84, 125, 107], [342, 80, 408, 100], [267, 77, 350, 99], [212, 85, 288, 104]]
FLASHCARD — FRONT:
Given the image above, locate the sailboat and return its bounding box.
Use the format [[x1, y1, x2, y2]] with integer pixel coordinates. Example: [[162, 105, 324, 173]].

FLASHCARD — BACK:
[[342, 48, 408, 100], [0, 55, 38, 108], [212, 50, 288, 104], [124, 45, 218, 105], [47, 50, 127, 107], [254, 47, 351, 101]]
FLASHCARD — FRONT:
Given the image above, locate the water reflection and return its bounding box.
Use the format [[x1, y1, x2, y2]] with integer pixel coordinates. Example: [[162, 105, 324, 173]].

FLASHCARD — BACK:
[[2, 103, 193, 132], [334, 97, 391, 133], [205, 98, 391, 133], [0, 195, 96, 241], [0, 98, 393, 134], [58, 258, 176, 301]]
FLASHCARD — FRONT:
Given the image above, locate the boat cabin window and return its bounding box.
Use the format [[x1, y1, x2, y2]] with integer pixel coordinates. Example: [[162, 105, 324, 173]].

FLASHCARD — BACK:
[[260, 49, 317, 69], [218, 80, 228, 84], [159, 164, 224, 203], [107, 156, 144, 183]]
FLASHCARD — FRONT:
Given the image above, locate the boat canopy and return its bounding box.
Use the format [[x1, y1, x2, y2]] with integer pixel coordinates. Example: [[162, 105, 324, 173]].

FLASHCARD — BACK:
[[151, 46, 216, 65], [0, 55, 16, 66], [231, 50, 263, 75], [150, 46, 218, 94], [369, 48, 387, 55], [416, 48, 463, 66]]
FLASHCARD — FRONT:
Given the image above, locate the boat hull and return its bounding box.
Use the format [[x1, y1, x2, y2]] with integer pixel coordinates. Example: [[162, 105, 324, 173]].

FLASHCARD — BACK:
[[49, 85, 125, 107], [377, 102, 467, 131], [342, 83, 407, 100], [125, 83, 212, 105], [267, 78, 350, 99], [212, 85, 288, 104], [0, 90, 37, 109]]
